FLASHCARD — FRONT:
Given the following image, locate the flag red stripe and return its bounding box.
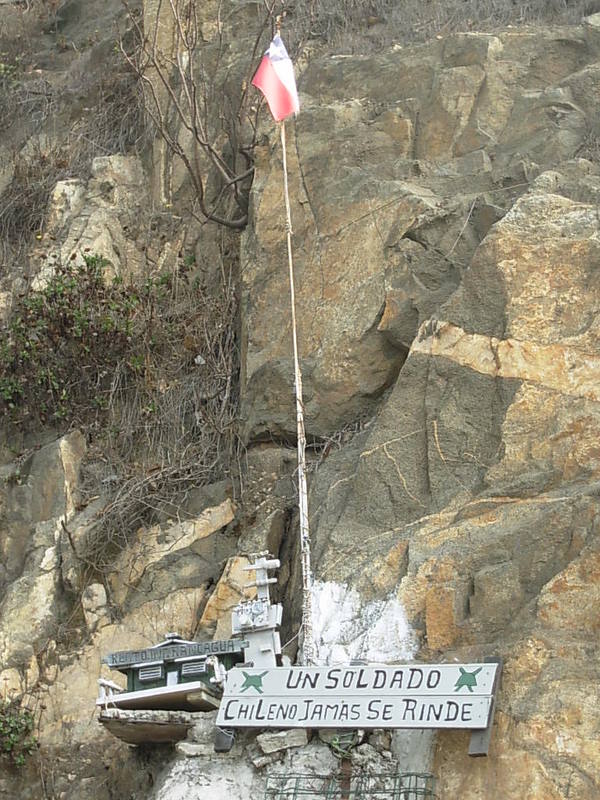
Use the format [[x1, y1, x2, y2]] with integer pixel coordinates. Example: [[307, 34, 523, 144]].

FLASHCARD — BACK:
[[251, 56, 297, 122]]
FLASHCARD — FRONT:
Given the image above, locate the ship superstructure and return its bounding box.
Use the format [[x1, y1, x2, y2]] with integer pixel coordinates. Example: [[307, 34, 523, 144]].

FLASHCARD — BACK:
[[96, 554, 283, 741]]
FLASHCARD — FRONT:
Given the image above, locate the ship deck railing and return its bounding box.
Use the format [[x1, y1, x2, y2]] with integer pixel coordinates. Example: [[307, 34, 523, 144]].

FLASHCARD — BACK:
[[97, 678, 126, 707]]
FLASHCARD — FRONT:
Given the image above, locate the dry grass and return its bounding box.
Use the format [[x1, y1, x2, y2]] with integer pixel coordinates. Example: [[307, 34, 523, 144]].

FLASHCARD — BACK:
[[285, 0, 600, 52], [79, 247, 243, 574], [1, 239, 242, 576], [577, 122, 600, 163]]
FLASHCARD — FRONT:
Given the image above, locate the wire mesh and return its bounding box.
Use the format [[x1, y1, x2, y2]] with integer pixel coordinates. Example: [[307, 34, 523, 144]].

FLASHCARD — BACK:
[[329, 731, 360, 759], [264, 772, 436, 799]]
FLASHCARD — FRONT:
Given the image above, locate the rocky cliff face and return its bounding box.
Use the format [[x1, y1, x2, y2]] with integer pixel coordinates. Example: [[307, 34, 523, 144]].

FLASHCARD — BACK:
[[243, 18, 600, 800], [1, 3, 600, 799]]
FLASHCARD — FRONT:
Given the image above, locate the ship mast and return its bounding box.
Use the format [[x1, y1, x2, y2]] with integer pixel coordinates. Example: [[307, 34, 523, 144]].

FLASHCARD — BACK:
[[251, 14, 315, 665], [280, 118, 314, 666]]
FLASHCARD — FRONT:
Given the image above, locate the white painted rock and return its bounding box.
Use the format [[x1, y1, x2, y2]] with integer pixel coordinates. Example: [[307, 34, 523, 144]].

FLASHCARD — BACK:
[[256, 728, 309, 754]]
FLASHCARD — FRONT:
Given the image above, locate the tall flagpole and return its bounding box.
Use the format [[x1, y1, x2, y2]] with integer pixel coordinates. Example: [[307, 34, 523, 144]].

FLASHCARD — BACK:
[[280, 119, 315, 666]]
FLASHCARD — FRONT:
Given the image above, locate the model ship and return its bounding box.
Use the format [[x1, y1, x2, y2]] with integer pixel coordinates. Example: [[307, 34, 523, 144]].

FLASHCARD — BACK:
[[96, 554, 284, 742], [97, 552, 500, 757]]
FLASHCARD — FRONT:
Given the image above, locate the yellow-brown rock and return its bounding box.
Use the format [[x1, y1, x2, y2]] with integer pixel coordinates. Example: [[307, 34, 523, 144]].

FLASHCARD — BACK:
[[424, 586, 462, 651], [108, 499, 236, 609], [309, 163, 600, 796], [199, 556, 257, 640], [537, 549, 600, 633]]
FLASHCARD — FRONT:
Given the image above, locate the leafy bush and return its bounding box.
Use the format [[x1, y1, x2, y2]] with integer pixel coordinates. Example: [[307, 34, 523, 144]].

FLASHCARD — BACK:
[[0, 254, 151, 425], [0, 700, 37, 768], [1, 250, 241, 569], [0, 252, 236, 431]]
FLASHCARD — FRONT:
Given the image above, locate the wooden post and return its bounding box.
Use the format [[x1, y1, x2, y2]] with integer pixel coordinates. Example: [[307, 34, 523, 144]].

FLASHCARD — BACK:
[[340, 757, 352, 800]]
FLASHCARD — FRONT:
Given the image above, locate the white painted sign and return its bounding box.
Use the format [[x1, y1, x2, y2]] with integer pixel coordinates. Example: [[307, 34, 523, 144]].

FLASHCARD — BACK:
[[217, 664, 498, 729]]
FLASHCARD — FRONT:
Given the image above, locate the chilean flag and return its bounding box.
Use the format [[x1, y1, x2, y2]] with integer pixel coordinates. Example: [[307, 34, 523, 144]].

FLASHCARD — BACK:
[[251, 35, 299, 122]]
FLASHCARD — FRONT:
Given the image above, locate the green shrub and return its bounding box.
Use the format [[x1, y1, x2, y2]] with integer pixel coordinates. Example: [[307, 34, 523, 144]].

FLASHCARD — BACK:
[[0, 700, 37, 768], [1, 250, 241, 567], [0, 253, 193, 428]]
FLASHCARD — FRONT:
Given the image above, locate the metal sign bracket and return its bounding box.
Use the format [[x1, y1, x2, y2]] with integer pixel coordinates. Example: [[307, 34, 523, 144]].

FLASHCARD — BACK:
[[468, 656, 502, 757]]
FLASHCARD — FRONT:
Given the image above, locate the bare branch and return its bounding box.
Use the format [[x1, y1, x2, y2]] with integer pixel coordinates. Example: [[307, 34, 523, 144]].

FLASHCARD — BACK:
[[121, 0, 276, 230]]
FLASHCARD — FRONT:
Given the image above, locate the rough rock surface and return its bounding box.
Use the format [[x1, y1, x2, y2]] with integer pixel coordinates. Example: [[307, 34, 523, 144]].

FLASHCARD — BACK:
[[302, 185, 600, 798], [241, 27, 599, 441], [199, 555, 256, 640], [151, 735, 338, 800], [257, 728, 309, 754], [3, 5, 600, 800], [0, 431, 85, 675], [30, 155, 150, 287], [239, 21, 600, 800], [109, 498, 237, 610]]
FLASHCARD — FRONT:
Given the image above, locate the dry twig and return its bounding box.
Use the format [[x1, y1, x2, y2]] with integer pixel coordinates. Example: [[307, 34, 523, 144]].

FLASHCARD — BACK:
[[120, 0, 278, 229]]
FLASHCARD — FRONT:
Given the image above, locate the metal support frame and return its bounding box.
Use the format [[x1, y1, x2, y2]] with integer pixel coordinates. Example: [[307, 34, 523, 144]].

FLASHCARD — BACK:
[[468, 656, 503, 757], [264, 772, 437, 800]]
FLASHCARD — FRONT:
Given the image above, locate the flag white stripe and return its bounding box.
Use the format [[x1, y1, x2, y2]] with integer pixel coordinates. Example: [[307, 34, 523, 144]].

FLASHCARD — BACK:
[[271, 58, 299, 112]]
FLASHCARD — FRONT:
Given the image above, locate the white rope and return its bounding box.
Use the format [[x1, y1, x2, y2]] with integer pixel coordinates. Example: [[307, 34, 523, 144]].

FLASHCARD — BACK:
[[280, 120, 314, 666]]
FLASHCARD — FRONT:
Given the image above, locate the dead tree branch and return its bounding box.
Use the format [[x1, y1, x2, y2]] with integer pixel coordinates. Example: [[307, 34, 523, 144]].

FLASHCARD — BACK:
[[121, 0, 277, 230]]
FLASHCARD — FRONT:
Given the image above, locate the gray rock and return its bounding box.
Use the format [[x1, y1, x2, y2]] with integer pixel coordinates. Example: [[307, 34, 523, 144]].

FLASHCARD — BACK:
[[108, 500, 237, 611], [81, 582, 109, 632], [349, 743, 392, 771], [368, 730, 392, 753], [246, 741, 283, 768], [391, 730, 435, 775], [176, 742, 214, 758], [256, 728, 309, 754], [1, 430, 86, 584], [187, 711, 218, 743], [30, 156, 149, 289]]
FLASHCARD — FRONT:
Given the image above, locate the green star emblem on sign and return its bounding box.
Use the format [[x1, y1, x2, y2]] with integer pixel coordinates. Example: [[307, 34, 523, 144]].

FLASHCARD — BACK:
[[454, 667, 482, 693], [239, 671, 268, 694]]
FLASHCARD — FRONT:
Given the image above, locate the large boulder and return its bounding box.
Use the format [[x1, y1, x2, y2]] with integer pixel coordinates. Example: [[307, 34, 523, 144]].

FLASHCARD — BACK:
[[108, 499, 237, 611], [240, 27, 598, 442], [0, 431, 85, 673], [29, 155, 150, 287]]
